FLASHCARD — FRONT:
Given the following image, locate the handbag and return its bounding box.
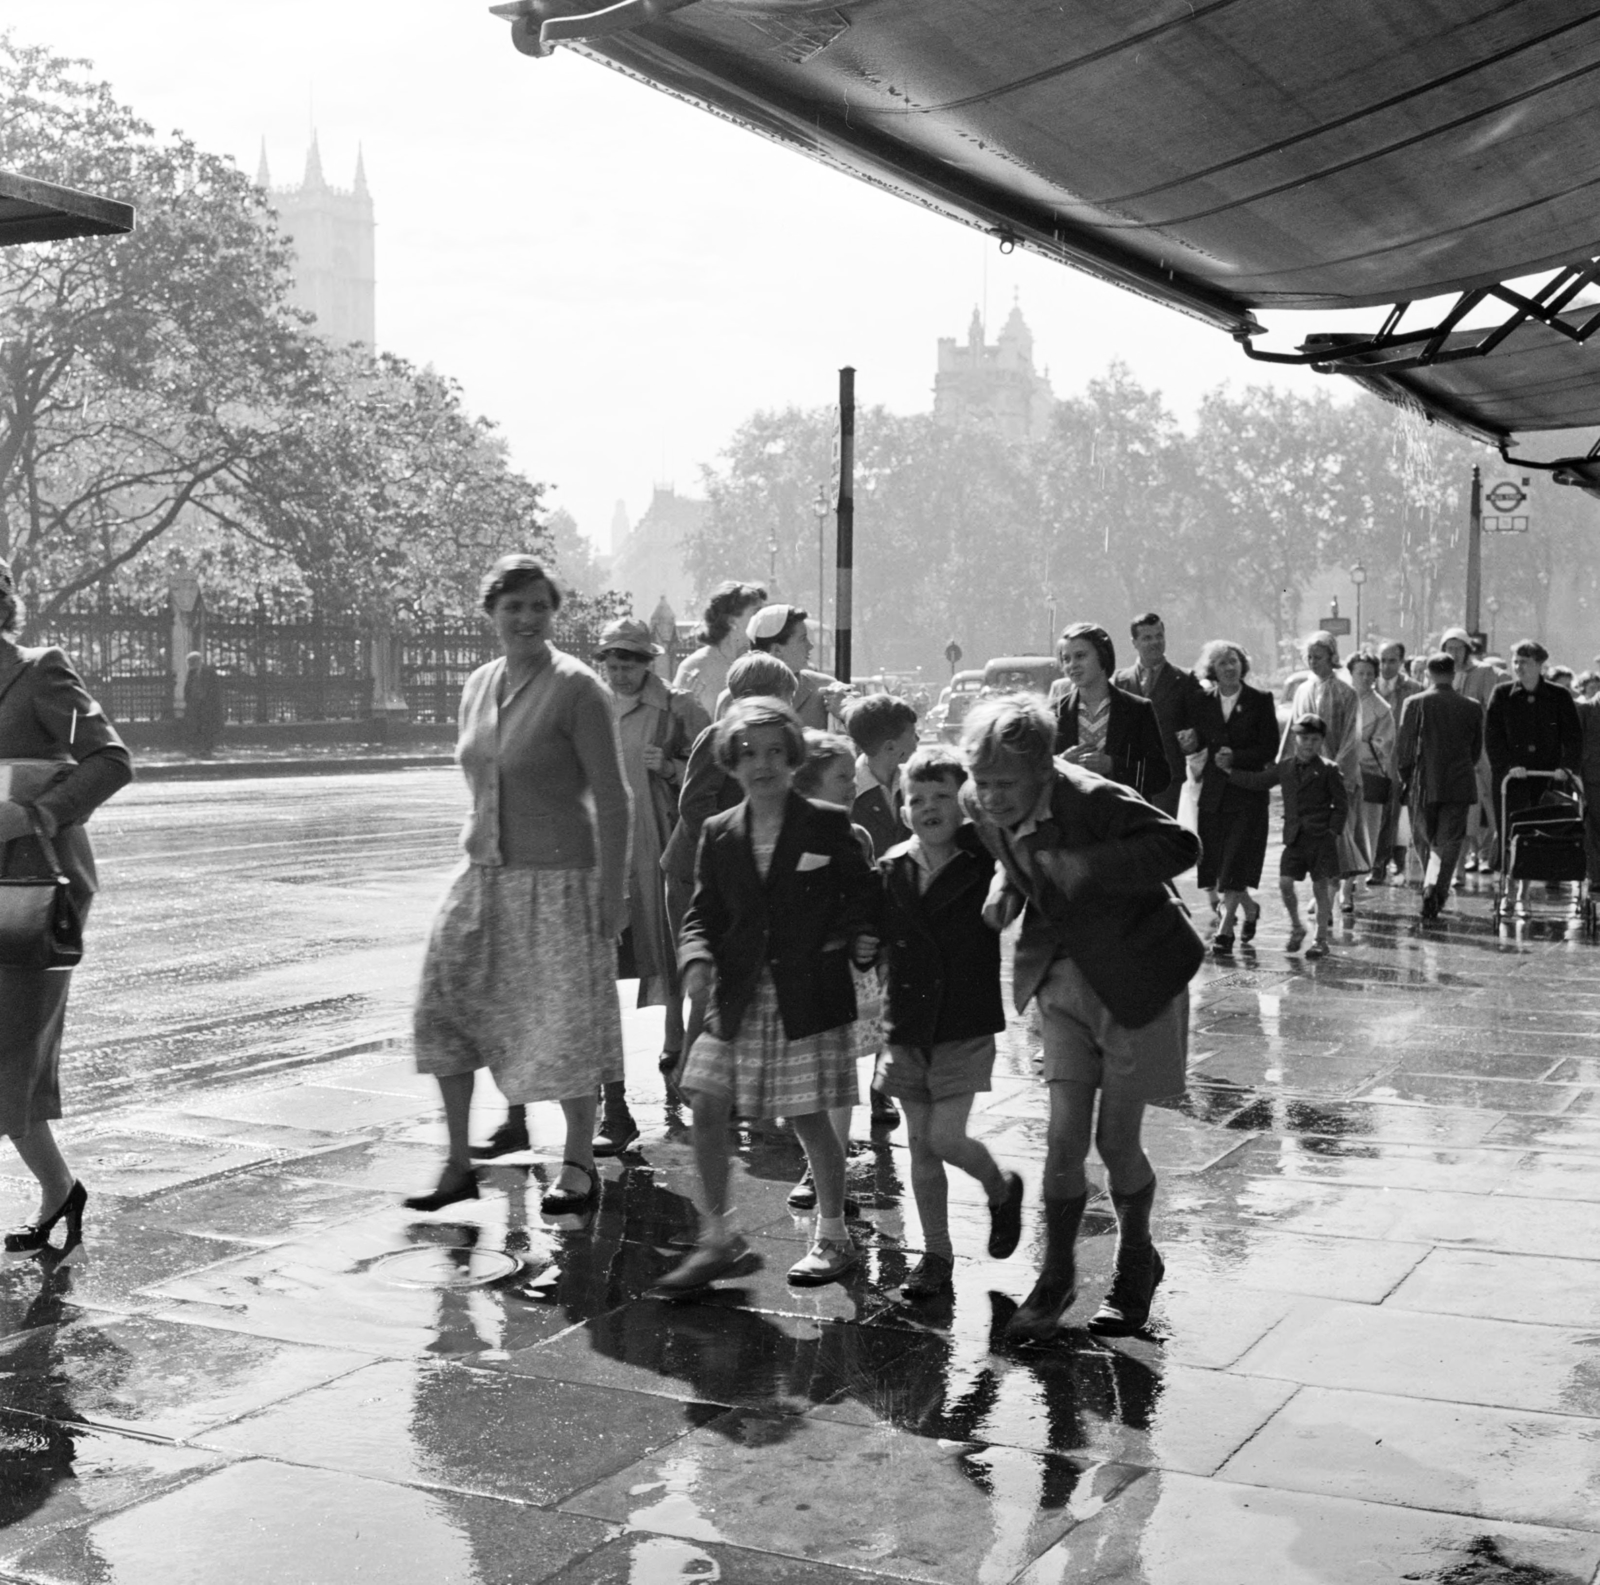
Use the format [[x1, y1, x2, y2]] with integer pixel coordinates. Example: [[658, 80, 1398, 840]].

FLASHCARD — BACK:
[[1361, 768, 1393, 805], [0, 809, 83, 970]]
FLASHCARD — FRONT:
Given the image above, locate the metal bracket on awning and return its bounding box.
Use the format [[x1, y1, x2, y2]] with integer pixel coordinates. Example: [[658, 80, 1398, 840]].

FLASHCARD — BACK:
[[1498, 435, 1600, 500], [1233, 259, 1600, 376], [490, 0, 698, 57]]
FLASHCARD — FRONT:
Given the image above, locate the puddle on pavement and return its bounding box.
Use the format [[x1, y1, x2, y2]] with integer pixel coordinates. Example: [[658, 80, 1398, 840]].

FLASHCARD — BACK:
[[369, 1245, 522, 1289]]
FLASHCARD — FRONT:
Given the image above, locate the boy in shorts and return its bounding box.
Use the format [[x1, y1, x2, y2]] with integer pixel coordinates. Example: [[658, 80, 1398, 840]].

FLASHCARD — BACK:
[[1218, 714, 1347, 958], [877, 747, 1024, 1297]]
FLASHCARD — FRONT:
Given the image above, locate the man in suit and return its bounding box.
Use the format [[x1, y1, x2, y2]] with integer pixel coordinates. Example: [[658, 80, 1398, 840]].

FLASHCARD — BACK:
[[1114, 612, 1205, 817], [1441, 625, 1499, 873], [1396, 651, 1485, 920], [1372, 640, 1422, 881]]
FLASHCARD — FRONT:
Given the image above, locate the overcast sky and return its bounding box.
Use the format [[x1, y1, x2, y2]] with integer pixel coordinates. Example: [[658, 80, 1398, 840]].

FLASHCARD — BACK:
[[21, 2, 1337, 551]]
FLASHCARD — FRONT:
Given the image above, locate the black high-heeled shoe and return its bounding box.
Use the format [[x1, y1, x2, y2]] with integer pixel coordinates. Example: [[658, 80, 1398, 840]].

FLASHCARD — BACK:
[[5, 1181, 87, 1254], [402, 1165, 480, 1213]]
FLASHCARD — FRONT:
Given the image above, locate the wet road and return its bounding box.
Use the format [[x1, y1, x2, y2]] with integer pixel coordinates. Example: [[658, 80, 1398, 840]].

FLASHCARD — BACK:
[[0, 772, 1598, 1582], [62, 770, 469, 1108]]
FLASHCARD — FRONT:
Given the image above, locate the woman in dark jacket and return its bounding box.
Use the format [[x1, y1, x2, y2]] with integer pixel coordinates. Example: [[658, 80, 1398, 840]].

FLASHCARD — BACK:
[[0, 558, 132, 1252], [1181, 640, 1280, 953], [1052, 622, 1169, 800], [1486, 639, 1583, 910]]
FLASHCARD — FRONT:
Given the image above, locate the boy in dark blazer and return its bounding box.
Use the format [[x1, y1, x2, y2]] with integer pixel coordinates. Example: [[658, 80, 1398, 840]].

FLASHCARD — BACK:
[[876, 747, 1024, 1298], [959, 694, 1202, 1343], [845, 693, 918, 859], [1219, 714, 1348, 956]]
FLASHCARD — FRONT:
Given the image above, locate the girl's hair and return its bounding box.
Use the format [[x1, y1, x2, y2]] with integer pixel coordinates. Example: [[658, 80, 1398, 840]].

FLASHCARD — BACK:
[[1195, 639, 1250, 681], [904, 745, 967, 788], [793, 728, 856, 796], [696, 580, 767, 647], [479, 555, 562, 615], [713, 697, 807, 772], [1513, 638, 1549, 664], [960, 693, 1055, 776], [726, 651, 797, 701], [1347, 650, 1380, 679], [1057, 621, 1116, 675]]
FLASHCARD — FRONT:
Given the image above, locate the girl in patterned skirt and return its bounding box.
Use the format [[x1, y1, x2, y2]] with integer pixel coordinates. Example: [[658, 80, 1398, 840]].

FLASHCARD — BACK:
[[649, 699, 880, 1295]]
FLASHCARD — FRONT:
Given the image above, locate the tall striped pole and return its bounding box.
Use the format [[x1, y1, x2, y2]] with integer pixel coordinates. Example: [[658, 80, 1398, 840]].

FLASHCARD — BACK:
[[834, 366, 854, 684]]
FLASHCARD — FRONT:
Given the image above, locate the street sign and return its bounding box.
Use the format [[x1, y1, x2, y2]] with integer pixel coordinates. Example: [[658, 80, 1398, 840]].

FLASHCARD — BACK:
[[1320, 615, 1352, 636], [1485, 479, 1528, 512], [1482, 515, 1529, 533], [944, 639, 963, 671]]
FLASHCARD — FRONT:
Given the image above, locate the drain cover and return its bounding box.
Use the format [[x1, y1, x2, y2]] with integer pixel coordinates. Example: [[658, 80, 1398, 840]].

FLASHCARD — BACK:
[[370, 1245, 522, 1290]]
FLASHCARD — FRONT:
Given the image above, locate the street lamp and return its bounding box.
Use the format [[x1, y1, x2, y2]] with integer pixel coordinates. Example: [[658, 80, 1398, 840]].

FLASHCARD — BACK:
[[1350, 561, 1367, 647], [1486, 595, 1501, 655], [812, 485, 829, 669], [768, 529, 777, 592]]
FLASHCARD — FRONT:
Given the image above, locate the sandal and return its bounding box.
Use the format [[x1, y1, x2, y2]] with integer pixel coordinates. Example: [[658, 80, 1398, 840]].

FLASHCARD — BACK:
[[540, 1160, 599, 1215]]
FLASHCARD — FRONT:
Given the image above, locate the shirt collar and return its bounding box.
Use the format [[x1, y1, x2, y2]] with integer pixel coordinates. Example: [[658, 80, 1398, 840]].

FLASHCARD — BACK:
[[856, 753, 895, 798], [1009, 775, 1056, 841]]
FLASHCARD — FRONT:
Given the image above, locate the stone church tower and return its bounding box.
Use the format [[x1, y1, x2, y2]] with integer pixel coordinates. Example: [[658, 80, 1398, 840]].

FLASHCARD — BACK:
[[933, 295, 1054, 442], [257, 136, 376, 347]]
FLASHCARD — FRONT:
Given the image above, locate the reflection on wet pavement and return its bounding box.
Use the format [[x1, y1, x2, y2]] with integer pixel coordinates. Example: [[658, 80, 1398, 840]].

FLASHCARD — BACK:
[[1, 776, 1599, 1579]]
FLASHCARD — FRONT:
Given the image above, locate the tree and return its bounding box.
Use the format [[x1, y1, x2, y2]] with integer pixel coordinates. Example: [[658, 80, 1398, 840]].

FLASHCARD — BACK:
[[0, 35, 310, 627], [546, 507, 609, 599]]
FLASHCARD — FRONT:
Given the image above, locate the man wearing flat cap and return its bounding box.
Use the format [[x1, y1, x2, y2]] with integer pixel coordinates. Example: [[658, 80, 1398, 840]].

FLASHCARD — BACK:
[[592, 617, 709, 1148]]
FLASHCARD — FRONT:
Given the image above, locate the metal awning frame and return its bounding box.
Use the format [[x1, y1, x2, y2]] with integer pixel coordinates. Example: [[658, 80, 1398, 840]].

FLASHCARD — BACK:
[[1236, 258, 1600, 379]]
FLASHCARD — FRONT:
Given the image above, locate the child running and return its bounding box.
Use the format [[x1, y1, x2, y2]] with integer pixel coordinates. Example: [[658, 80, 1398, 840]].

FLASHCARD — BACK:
[[877, 746, 1024, 1298], [1218, 714, 1347, 958], [650, 698, 880, 1295]]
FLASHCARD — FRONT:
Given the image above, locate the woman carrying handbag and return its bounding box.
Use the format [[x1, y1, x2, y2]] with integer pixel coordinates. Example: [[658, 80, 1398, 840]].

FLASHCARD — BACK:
[[0, 558, 132, 1252]]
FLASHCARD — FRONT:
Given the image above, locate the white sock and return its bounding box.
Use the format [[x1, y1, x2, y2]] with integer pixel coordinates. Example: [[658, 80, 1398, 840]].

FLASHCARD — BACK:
[[817, 1214, 848, 1243]]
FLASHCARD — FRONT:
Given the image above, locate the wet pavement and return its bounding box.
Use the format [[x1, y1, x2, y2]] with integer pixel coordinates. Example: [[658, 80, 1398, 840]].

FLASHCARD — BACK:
[[2, 774, 1600, 1581]]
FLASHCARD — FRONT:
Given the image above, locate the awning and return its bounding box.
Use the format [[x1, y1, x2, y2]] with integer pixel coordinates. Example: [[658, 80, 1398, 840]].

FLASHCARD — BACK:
[[494, 0, 1600, 446], [0, 170, 135, 247]]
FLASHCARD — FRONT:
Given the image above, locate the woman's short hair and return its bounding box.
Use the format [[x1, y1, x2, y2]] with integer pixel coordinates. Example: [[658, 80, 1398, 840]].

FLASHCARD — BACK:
[[793, 728, 856, 796], [960, 693, 1055, 777], [1195, 639, 1250, 682], [696, 580, 767, 647], [713, 697, 807, 773], [1347, 650, 1380, 679], [726, 651, 797, 701], [1304, 629, 1339, 662], [1513, 638, 1549, 665], [479, 555, 562, 615], [1057, 621, 1116, 676]]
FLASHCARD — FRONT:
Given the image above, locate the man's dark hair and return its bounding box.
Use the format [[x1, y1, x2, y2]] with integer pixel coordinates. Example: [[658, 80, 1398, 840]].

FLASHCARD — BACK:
[[1426, 652, 1456, 677], [845, 694, 918, 754], [1130, 611, 1163, 638]]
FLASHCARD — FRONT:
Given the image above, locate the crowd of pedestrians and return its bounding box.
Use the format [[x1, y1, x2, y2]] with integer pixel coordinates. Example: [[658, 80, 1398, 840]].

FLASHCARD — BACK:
[[6, 541, 1600, 1347]]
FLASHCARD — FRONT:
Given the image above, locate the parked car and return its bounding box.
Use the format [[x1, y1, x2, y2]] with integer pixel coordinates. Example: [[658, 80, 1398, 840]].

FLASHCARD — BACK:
[[981, 655, 1061, 698], [937, 669, 987, 742]]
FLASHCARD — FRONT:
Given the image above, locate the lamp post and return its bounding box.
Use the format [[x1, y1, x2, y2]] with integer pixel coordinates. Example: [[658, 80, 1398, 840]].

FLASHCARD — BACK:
[[768, 529, 777, 592], [1486, 595, 1501, 655], [812, 485, 829, 670], [1350, 561, 1367, 648]]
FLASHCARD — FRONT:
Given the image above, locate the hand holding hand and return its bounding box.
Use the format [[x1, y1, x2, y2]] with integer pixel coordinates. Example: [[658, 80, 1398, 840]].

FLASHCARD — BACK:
[[0, 802, 34, 844], [683, 960, 713, 1004], [1214, 747, 1234, 771], [850, 932, 880, 969]]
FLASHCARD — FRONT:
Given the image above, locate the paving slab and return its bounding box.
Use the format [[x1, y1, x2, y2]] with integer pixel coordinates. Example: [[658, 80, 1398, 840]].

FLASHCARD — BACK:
[[5, 1458, 615, 1585]]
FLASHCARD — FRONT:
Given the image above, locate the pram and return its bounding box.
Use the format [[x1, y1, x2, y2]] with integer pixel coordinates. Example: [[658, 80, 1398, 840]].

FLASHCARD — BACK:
[[1494, 769, 1594, 927]]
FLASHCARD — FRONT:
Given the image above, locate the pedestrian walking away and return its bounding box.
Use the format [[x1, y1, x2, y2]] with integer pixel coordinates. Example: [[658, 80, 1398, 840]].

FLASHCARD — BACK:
[[593, 616, 709, 1154], [408, 556, 631, 1216], [1052, 622, 1169, 801], [1441, 625, 1500, 873], [1223, 714, 1348, 957], [0, 557, 133, 1255], [180, 650, 225, 758], [1180, 639, 1278, 955], [960, 693, 1202, 1343], [651, 698, 880, 1297], [1396, 653, 1484, 920], [1114, 611, 1206, 818], [876, 745, 1023, 1300], [1373, 640, 1422, 881]]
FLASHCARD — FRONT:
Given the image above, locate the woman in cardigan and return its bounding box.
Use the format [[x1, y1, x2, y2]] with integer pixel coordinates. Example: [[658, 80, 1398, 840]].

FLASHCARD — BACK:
[[1051, 622, 1169, 802], [408, 556, 632, 1216], [0, 558, 132, 1252], [1181, 640, 1279, 954]]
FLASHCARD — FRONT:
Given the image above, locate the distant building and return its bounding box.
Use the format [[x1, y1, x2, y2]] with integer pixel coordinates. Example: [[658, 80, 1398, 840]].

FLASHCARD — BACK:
[[257, 135, 375, 347], [609, 485, 704, 618], [933, 296, 1054, 442]]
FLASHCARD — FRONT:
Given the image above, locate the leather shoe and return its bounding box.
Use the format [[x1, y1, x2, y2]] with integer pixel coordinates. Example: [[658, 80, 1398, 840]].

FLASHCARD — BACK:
[[1003, 1272, 1077, 1342], [403, 1165, 480, 1213], [469, 1118, 530, 1159], [592, 1118, 640, 1158], [987, 1170, 1024, 1260], [540, 1161, 598, 1215], [647, 1236, 756, 1299], [1087, 1248, 1165, 1336]]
